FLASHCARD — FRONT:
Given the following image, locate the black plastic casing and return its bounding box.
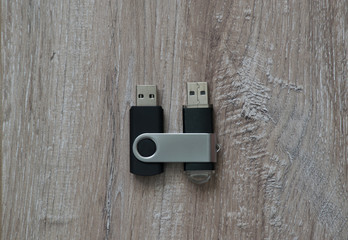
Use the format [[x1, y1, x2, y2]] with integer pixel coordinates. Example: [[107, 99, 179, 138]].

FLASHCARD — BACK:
[[130, 106, 164, 176], [183, 107, 215, 171]]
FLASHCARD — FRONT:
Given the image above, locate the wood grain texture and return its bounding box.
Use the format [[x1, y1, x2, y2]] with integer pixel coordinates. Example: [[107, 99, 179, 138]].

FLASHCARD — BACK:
[[1, 0, 347, 239]]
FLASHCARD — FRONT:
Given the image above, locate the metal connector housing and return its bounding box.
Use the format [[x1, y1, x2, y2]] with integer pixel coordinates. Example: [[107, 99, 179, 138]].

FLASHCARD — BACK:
[[136, 85, 157, 106], [186, 82, 209, 108]]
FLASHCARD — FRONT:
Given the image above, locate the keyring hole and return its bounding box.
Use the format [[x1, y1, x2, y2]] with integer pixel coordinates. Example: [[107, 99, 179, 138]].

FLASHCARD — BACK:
[[136, 138, 157, 157]]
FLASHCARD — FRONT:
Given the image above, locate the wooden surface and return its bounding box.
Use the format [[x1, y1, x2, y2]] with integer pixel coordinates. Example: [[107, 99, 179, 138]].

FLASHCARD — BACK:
[[2, 0, 348, 239]]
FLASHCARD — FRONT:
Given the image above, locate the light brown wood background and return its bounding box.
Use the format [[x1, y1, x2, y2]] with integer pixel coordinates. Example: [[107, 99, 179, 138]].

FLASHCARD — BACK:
[[1, 0, 348, 239]]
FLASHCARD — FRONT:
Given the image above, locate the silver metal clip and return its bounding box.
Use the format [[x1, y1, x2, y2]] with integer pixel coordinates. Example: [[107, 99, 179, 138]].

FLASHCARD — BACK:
[[132, 133, 217, 163]]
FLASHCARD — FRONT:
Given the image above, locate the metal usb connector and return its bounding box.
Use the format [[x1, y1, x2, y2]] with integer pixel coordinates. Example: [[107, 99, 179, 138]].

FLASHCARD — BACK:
[[136, 85, 157, 106], [186, 82, 209, 108]]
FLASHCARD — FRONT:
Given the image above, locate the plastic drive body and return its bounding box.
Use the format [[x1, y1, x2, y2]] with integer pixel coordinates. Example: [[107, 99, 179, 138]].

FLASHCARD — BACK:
[[130, 106, 164, 176], [183, 107, 215, 171]]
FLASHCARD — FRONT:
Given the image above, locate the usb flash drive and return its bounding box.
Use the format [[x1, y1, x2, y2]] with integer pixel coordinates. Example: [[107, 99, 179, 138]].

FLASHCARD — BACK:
[[130, 83, 217, 182], [183, 82, 215, 184], [129, 85, 164, 176]]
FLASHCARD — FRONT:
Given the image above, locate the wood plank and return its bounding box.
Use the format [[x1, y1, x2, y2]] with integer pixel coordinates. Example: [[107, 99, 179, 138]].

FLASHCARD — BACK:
[[2, 0, 347, 239]]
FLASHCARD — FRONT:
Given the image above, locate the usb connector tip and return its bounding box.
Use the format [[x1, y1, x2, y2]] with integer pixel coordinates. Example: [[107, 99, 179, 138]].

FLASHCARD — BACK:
[[187, 82, 209, 108], [136, 85, 157, 106]]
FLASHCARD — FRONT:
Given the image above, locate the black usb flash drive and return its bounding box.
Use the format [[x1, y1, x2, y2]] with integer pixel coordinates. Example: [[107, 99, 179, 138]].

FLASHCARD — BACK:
[[129, 85, 164, 176], [183, 82, 214, 183]]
